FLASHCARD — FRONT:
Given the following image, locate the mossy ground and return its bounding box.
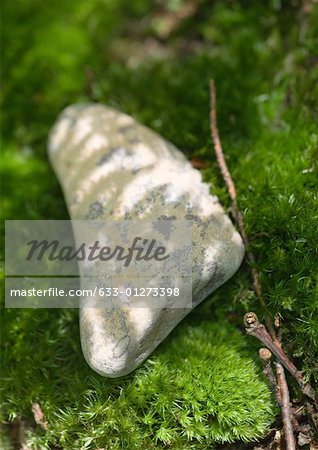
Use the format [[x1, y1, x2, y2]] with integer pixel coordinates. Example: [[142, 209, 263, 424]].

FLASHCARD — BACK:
[[1, 0, 317, 448]]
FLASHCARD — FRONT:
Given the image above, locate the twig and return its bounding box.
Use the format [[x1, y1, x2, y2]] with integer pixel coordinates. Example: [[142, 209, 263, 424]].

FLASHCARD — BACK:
[[209, 79, 277, 340], [276, 362, 297, 449], [209, 80, 237, 207], [244, 312, 316, 401], [209, 80, 317, 449], [276, 315, 297, 449], [259, 348, 281, 406], [209, 79, 316, 399]]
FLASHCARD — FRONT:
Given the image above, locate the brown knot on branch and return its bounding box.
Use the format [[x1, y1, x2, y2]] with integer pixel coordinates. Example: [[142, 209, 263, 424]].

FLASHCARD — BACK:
[[244, 312, 260, 330]]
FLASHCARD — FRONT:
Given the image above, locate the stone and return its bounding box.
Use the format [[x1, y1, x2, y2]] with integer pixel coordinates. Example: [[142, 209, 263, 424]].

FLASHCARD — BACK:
[[48, 104, 244, 378]]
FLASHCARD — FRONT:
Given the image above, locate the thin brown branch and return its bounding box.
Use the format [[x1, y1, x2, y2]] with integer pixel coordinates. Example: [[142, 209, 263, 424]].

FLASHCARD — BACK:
[[209, 80, 316, 398], [276, 362, 297, 449], [276, 315, 299, 448], [209, 80, 277, 339], [244, 313, 316, 401], [259, 348, 282, 406], [209, 81, 317, 449], [209, 80, 237, 206]]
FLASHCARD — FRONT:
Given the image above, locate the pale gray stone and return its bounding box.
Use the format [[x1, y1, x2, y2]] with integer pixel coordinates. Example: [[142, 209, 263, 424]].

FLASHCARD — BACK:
[[48, 104, 244, 378]]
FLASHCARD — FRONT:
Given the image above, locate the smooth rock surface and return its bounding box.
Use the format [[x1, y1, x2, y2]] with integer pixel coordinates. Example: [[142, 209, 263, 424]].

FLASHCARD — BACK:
[[48, 104, 244, 377]]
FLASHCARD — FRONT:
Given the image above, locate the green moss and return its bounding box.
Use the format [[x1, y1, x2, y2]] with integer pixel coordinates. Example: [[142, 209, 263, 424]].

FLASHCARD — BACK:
[[1, 0, 317, 447], [1, 310, 275, 449]]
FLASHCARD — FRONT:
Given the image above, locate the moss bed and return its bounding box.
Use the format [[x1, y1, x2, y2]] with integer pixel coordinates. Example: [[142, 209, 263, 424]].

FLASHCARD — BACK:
[[1, 0, 317, 448]]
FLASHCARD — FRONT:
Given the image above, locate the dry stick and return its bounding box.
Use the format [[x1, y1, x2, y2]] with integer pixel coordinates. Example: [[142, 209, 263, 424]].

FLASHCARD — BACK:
[[209, 80, 301, 450], [244, 313, 316, 401], [209, 80, 277, 341], [259, 352, 298, 448], [259, 348, 282, 406], [276, 317, 297, 449], [276, 362, 297, 450], [209, 79, 316, 399]]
